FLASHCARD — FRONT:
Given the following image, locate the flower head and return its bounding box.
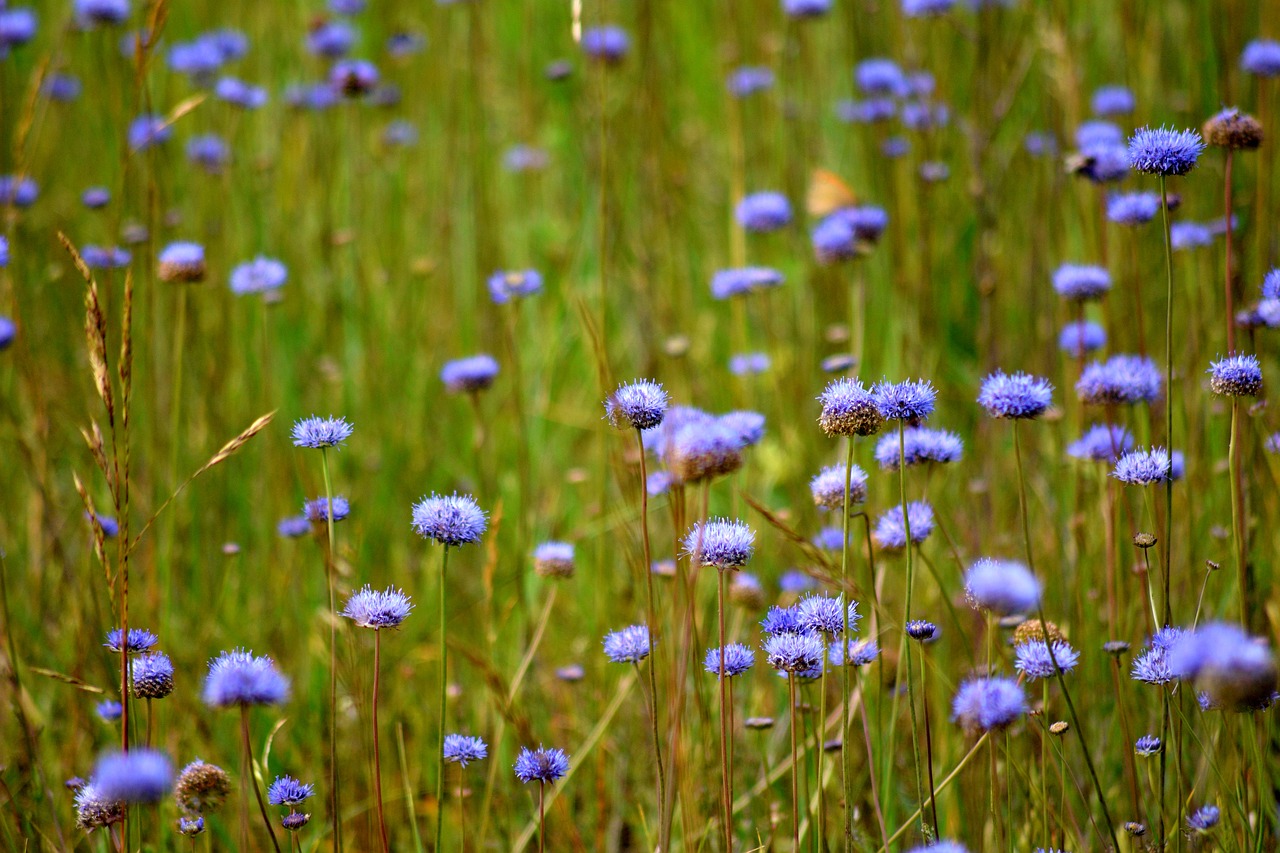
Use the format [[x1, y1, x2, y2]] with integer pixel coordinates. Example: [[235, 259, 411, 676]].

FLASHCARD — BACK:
[[1106, 191, 1161, 225], [1208, 353, 1263, 397], [330, 59, 378, 96], [906, 843, 968, 853], [202, 649, 289, 707], [810, 464, 868, 508], [278, 516, 311, 538], [873, 427, 963, 470], [178, 816, 205, 836], [158, 242, 206, 283], [1014, 639, 1080, 680], [730, 352, 771, 376], [978, 371, 1053, 419], [267, 776, 314, 807], [796, 594, 859, 636], [1077, 355, 1162, 405], [812, 216, 859, 263], [603, 624, 651, 663], [1067, 423, 1134, 462], [1203, 108, 1263, 150], [711, 266, 785, 299], [668, 420, 744, 483], [291, 415, 353, 450], [873, 379, 937, 422], [1168, 622, 1277, 711], [304, 496, 350, 523], [964, 558, 1041, 615], [736, 192, 792, 232], [342, 585, 413, 629], [1172, 221, 1214, 250], [704, 643, 756, 678], [951, 677, 1027, 732], [441, 354, 499, 393], [533, 541, 575, 579], [684, 518, 755, 569], [873, 501, 934, 550], [1059, 320, 1107, 357], [728, 66, 775, 97], [1112, 447, 1173, 485], [96, 700, 123, 722], [131, 652, 175, 699], [92, 750, 173, 804], [1134, 735, 1162, 756], [761, 604, 803, 635], [282, 812, 311, 831], [1242, 39, 1280, 76], [231, 257, 287, 296], [818, 378, 883, 437], [1131, 626, 1187, 685], [906, 620, 939, 642], [105, 627, 158, 653], [580, 25, 628, 62], [443, 734, 488, 767], [75, 783, 125, 830], [855, 58, 904, 95], [1091, 85, 1135, 116], [1127, 126, 1204, 176], [76, 0, 130, 26], [782, 0, 831, 18], [514, 746, 570, 783], [411, 493, 487, 546], [830, 638, 879, 667], [720, 411, 765, 447], [488, 269, 543, 304], [764, 631, 826, 673], [606, 380, 668, 430], [1187, 805, 1220, 833], [174, 760, 231, 815]]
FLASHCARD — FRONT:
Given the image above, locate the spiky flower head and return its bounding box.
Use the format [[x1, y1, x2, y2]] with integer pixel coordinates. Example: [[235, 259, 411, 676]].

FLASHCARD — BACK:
[[1014, 639, 1080, 680], [282, 812, 310, 831], [1208, 353, 1263, 396], [684, 518, 755, 569], [764, 631, 826, 673], [796, 594, 860, 636], [96, 700, 122, 721], [131, 652, 175, 699], [964, 558, 1041, 615], [1134, 735, 1162, 756], [533, 541, 575, 579], [978, 371, 1053, 419], [874, 426, 963, 470], [602, 624, 651, 664], [1130, 626, 1187, 685], [291, 415, 353, 450], [158, 241, 206, 283], [668, 420, 744, 483], [1059, 320, 1107, 357], [1203, 108, 1263, 150], [178, 816, 205, 836], [830, 637, 879, 667], [818, 378, 883, 436], [92, 749, 173, 804], [872, 379, 937, 422], [812, 215, 859, 263], [1171, 221, 1215, 251], [1168, 622, 1278, 711], [736, 191, 793, 232], [75, 783, 125, 830], [174, 760, 231, 815], [761, 604, 803, 635], [514, 746, 570, 784], [1127, 126, 1204, 176], [1112, 447, 1173, 485], [873, 501, 934, 550], [443, 734, 488, 767], [202, 649, 289, 707], [105, 627, 158, 654], [304, 496, 349, 523], [729, 572, 766, 609], [341, 585, 413, 629], [711, 266, 786, 298], [267, 776, 314, 807], [951, 677, 1027, 733], [1187, 805, 1220, 833], [1092, 84, 1135, 116], [1077, 354, 1162, 405], [810, 464, 868, 508], [1242, 39, 1280, 76], [1106, 191, 1161, 225], [606, 380, 668, 430], [411, 493, 487, 546], [1012, 619, 1066, 646], [230, 256, 287, 296], [704, 643, 756, 678], [488, 269, 543, 304]]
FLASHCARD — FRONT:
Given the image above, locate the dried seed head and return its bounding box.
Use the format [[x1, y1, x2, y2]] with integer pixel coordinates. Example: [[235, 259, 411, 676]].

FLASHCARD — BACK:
[[174, 761, 231, 816], [1013, 619, 1065, 646], [1203, 109, 1264, 150], [1103, 640, 1131, 656], [1133, 532, 1157, 549], [1049, 721, 1069, 736]]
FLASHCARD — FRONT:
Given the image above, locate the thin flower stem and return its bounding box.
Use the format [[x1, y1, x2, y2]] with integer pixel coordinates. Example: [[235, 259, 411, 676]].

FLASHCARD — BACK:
[[1159, 687, 1169, 849], [840, 437, 855, 852], [878, 732, 992, 851], [1041, 681, 1050, 846], [898, 421, 928, 837], [538, 780, 546, 853], [320, 448, 342, 853], [816, 628, 829, 848], [636, 428, 667, 849], [718, 571, 733, 852], [1013, 421, 1119, 849], [1229, 399, 1248, 626], [918, 648, 939, 834], [373, 631, 390, 853], [435, 545, 451, 853], [241, 707, 282, 853], [1158, 174, 1174, 628], [789, 675, 800, 853], [856, 670, 890, 850]]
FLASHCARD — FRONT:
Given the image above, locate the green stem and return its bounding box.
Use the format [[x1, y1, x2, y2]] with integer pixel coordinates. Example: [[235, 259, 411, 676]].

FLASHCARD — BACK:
[[242, 707, 282, 853], [320, 448, 342, 853], [898, 421, 928, 837], [840, 437, 855, 851], [435, 546, 451, 853], [373, 631, 389, 853], [1229, 399, 1248, 627], [636, 429, 667, 848], [1158, 174, 1174, 628]]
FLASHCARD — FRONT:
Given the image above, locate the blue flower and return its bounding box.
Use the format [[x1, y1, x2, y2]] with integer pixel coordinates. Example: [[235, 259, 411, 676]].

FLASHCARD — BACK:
[[488, 269, 543, 304], [727, 66, 774, 96], [882, 136, 910, 158], [1067, 423, 1133, 462], [96, 699, 123, 722], [951, 677, 1027, 732], [131, 652, 175, 699], [810, 464, 869, 508], [284, 82, 338, 111], [812, 526, 850, 550], [1053, 264, 1112, 301], [0, 8, 36, 48], [854, 59, 904, 95], [1091, 85, 1135, 116], [906, 842, 969, 853], [836, 206, 890, 243], [304, 496, 350, 523], [581, 25, 629, 62], [387, 31, 426, 57], [872, 379, 937, 421], [1130, 627, 1186, 685], [0, 316, 14, 351], [503, 144, 547, 171], [830, 638, 879, 667], [1134, 735, 1162, 756], [267, 776, 314, 807], [1242, 39, 1280, 76], [533, 541, 575, 579], [411, 493, 487, 546], [92, 750, 173, 804], [1208, 353, 1262, 396], [729, 352, 771, 376], [75, 0, 130, 26], [603, 624, 651, 663], [82, 187, 110, 209], [873, 501, 934, 550], [441, 354, 499, 393], [819, 377, 883, 437], [778, 570, 817, 594], [761, 605, 803, 635], [1076, 354, 1162, 405], [606, 380, 668, 430], [812, 216, 858, 263], [157, 242, 206, 283], [782, 0, 831, 17], [1187, 805, 1220, 833], [902, 0, 955, 16], [1076, 120, 1124, 149], [964, 558, 1041, 615], [1168, 622, 1277, 710], [1014, 639, 1079, 680], [202, 649, 289, 707], [330, 59, 379, 96], [82, 245, 131, 269], [764, 631, 826, 673], [1106, 191, 1161, 225], [901, 101, 950, 131], [797, 594, 860, 637], [43, 73, 81, 101], [75, 782, 124, 830], [277, 515, 311, 538], [214, 76, 267, 109], [81, 510, 114, 537], [906, 620, 938, 642], [710, 266, 785, 299], [1112, 447, 1173, 485], [0, 175, 37, 207], [291, 415, 353, 450], [668, 420, 744, 483], [444, 734, 488, 767], [1263, 269, 1280, 300], [187, 134, 230, 173], [230, 257, 287, 296], [736, 192, 792, 232], [719, 411, 765, 446], [837, 98, 895, 123], [1127, 126, 1204, 176], [1059, 320, 1107, 357], [978, 371, 1053, 419], [128, 114, 171, 151], [1076, 142, 1131, 183], [306, 19, 353, 57], [704, 644, 756, 678], [342, 585, 413, 629], [514, 746, 570, 784], [684, 518, 755, 569], [105, 628, 158, 653]]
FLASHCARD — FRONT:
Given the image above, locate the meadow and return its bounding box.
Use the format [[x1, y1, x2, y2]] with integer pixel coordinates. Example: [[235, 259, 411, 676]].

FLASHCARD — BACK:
[[2, 0, 1279, 851]]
